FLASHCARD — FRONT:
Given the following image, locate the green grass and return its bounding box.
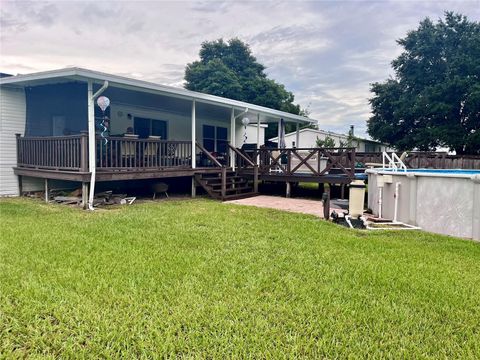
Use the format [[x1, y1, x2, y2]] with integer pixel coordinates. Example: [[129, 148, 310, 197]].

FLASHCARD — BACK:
[[1, 198, 479, 358]]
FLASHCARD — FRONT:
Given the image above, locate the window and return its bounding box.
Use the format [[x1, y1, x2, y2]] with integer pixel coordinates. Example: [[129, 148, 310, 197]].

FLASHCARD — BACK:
[[365, 143, 377, 152], [52, 116, 66, 136], [134, 117, 167, 139], [216, 127, 228, 153], [203, 125, 228, 153]]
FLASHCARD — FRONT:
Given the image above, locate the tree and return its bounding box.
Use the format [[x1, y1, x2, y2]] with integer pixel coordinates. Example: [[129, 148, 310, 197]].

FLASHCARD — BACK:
[[367, 12, 480, 154], [315, 136, 336, 148], [185, 38, 302, 116]]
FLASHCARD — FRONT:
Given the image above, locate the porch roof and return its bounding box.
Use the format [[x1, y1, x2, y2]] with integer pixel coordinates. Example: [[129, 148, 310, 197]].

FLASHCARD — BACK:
[[0, 67, 315, 125]]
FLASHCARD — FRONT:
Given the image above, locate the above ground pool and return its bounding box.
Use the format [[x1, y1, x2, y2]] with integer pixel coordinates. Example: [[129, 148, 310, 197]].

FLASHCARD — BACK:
[[381, 168, 480, 176], [366, 168, 480, 241]]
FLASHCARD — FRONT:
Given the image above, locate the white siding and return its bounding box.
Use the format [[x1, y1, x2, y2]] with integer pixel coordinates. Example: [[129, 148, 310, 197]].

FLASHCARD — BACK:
[[235, 124, 265, 148], [0, 86, 26, 196], [110, 104, 191, 140], [110, 103, 239, 152]]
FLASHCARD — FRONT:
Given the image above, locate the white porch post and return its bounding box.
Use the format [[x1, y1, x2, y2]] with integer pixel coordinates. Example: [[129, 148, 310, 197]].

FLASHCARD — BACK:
[[256, 114, 260, 147], [277, 118, 281, 144], [87, 81, 96, 210], [256, 114, 260, 165], [230, 107, 235, 169], [191, 99, 196, 169], [295, 122, 300, 148]]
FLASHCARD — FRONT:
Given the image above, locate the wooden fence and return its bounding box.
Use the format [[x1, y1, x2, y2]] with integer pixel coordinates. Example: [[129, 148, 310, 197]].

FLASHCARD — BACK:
[[355, 152, 480, 169]]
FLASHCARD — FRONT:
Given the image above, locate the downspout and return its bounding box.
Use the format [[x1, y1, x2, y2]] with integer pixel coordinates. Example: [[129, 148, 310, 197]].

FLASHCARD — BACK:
[[192, 99, 196, 169], [378, 186, 383, 219], [256, 113, 260, 165], [87, 80, 109, 210], [393, 182, 400, 223], [230, 108, 235, 169]]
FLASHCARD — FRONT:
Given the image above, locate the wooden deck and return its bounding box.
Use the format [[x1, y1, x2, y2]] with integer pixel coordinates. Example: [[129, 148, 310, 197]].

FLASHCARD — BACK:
[[14, 133, 226, 182], [234, 146, 356, 184], [13, 166, 224, 182], [14, 135, 357, 196]]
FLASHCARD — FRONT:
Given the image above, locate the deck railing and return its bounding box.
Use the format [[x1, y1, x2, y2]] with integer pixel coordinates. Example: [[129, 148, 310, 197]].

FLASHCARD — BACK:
[[229, 144, 259, 193], [236, 147, 356, 179], [16, 133, 87, 171], [15, 134, 193, 172], [96, 137, 192, 169]]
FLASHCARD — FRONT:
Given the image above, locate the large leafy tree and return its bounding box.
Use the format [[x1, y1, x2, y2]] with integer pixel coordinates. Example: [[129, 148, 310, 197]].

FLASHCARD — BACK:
[[184, 38, 302, 117], [368, 12, 480, 154]]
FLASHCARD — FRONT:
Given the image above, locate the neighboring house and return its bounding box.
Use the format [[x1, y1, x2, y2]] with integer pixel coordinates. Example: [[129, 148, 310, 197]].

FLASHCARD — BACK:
[[0, 67, 314, 203], [270, 128, 390, 152]]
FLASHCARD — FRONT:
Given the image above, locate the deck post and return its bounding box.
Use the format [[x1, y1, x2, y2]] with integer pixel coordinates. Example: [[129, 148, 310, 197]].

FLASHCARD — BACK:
[[18, 175, 23, 196], [295, 122, 300, 147], [80, 130, 88, 172], [44, 178, 49, 203], [81, 182, 89, 209], [253, 165, 259, 193], [191, 99, 196, 169], [15, 133, 21, 166], [286, 181, 291, 198], [230, 108, 235, 170], [221, 167, 227, 199], [322, 190, 330, 220], [191, 177, 196, 198]]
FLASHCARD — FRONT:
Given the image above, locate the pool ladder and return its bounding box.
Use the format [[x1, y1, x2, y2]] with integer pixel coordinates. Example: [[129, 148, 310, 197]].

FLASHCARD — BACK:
[[382, 152, 407, 172]]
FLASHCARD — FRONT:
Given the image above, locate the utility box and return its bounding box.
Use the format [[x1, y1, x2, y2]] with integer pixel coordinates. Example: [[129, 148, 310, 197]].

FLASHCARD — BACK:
[[383, 174, 393, 184], [349, 180, 366, 217], [377, 175, 385, 188]]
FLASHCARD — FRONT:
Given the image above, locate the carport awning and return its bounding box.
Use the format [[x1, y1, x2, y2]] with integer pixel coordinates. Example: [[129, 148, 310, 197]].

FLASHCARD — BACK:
[[0, 67, 316, 125]]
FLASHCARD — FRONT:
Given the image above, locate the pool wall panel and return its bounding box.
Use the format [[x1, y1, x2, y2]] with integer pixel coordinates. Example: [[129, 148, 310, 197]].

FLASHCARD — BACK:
[[368, 171, 480, 241]]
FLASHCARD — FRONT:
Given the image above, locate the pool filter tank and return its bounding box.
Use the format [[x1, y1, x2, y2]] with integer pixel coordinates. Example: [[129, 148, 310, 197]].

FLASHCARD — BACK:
[[349, 180, 366, 217]]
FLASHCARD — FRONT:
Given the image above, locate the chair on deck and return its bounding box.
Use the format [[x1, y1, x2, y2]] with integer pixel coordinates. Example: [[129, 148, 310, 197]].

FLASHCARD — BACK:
[[161, 143, 177, 167], [144, 136, 160, 167], [121, 134, 138, 166]]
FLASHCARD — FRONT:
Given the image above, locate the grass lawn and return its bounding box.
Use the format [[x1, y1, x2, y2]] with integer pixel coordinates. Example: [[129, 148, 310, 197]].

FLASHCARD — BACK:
[[1, 198, 479, 358]]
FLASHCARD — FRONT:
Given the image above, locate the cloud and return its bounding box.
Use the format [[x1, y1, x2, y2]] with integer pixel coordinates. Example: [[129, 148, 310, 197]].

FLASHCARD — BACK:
[[1, 0, 479, 138]]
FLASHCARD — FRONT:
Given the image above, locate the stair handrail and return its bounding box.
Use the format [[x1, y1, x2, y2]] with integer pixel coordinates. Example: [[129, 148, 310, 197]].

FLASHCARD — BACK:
[[195, 142, 223, 168], [228, 144, 255, 167]]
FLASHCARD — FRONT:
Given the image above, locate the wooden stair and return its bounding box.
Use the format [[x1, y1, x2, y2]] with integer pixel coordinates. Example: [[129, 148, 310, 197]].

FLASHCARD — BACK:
[[194, 169, 258, 201]]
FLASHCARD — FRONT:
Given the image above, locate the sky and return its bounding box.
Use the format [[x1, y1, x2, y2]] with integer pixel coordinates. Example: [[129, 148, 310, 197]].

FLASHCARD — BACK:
[[1, 0, 479, 137]]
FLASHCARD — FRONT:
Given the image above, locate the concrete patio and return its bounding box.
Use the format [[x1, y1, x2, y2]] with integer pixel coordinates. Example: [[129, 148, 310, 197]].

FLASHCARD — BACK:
[[224, 195, 342, 218]]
